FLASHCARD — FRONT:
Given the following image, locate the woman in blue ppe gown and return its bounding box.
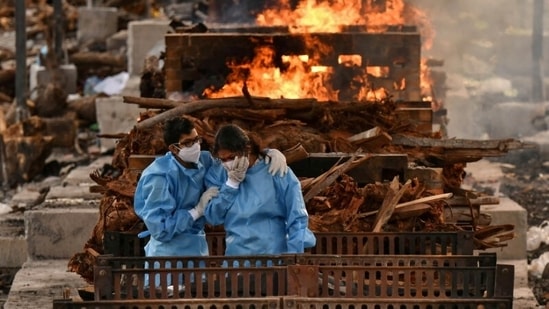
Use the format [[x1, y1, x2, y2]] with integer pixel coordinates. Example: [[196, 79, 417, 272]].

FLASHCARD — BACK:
[[204, 124, 316, 256]]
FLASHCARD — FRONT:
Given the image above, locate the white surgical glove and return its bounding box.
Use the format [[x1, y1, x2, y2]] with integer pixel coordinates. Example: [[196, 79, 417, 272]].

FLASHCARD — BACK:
[[189, 186, 219, 220], [265, 149, 288, 177], [225, 156, 249, 188]]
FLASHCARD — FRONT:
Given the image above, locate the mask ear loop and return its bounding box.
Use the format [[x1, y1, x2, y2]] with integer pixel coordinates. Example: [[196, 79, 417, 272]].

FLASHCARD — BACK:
[[168, 143, 181, 157]]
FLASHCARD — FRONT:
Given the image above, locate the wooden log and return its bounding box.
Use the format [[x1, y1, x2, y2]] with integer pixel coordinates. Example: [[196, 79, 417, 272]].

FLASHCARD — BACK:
[[123, 95, 319, 110], [391, 134, 537, 150], [302, 151, 371, 202], [0, 46, 15, 62], [3, 135, 54, 186], [0, 69, 15, 84], [43, 117, 77, 148], [0, 91, 11, 103], [372, 178, 411, 232], [392, 134, 538, 164], [123, 96, 181, 109], [282, 143, 309, 165], [348, 127, 383, 142], [70, 52, 126, 68], [357, 192, 453, 218], [0, 108, 6, 132], [348, 127, 393, 150], [35, 83, 68, 118], [0, 7, 14, 18], [198, 107, 287, 122], [446, 195, 500, 206], [474, 224, 515, 249], [67, 95, 98, 124], [391, 203, 431, 219], [134, 99, 252, 130]]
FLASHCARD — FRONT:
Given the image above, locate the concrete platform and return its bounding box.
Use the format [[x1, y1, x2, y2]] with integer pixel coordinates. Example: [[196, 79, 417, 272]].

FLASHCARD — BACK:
[[25, 208, 99, 260], [3, 259, 88, 309], [481, 197, 528, 260], [0, 236, 26, 268]]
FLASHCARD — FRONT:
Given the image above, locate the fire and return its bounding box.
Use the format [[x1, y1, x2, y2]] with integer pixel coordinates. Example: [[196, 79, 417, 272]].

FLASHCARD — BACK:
[[420, 59, 433, 101], [256, 0, 407, 33], [204, 0, 436, 103], [203, 46, 338, 101]]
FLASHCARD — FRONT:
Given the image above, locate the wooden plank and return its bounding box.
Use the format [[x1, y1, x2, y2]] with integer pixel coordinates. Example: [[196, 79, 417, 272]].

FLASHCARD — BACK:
[[391, 134, 536, 150], [171, 32, 420, 68], [348, 127, 383, 142], [397, 101, 432, 109]]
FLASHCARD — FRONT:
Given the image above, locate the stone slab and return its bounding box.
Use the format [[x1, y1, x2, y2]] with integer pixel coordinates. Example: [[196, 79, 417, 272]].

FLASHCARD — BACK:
[[0, 236, 27, 267], [464, 160, 529, 260], [46, 185, 101, 200], [10, 189, 42, 208], [106, 30, 128, 52], [95, 96, 144, 152], [480, 197, 528, 260], [127, 19, 169, 76], [77, 7, 119, 43], [29, 63, 77, 99], [62, 155, 112, 186], [4, 259, 88, 309], [25, 208, 99, 259]]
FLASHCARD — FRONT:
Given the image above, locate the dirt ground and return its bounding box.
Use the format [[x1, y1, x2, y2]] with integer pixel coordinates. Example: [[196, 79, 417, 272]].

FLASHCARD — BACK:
[[493, 150, 549, 306]]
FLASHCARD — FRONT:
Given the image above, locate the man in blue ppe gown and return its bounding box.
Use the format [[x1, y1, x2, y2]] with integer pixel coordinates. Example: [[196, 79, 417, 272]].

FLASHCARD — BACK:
[[204, 124, 316, 256], [134, 117, 216, 259]]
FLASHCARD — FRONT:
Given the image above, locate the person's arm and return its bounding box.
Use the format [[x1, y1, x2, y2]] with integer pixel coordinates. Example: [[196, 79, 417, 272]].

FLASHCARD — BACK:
[[278, 171, 317, 253], [203, 162, 239, 225], [263, 148, 289, 177], [134, 174, 194, 242]]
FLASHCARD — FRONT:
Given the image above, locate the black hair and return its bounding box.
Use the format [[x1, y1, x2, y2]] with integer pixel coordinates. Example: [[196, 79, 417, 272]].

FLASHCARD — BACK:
[[163, 117, 195, 145], [212, 124, 263, 158]]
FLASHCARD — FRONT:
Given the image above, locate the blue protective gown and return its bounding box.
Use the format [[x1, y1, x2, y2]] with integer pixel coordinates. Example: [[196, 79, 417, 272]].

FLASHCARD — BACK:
[[134, 151, 215, 258], [203, 158, 316, 256]]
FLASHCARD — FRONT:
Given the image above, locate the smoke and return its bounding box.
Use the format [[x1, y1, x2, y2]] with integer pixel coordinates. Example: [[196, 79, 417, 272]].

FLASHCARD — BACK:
[[408, 0, 545, 139]]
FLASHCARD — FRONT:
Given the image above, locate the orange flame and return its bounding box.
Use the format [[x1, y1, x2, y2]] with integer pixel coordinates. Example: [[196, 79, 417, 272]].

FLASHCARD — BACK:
[[257, 0, 407, 33], [203, 46, 338, 101], [204, 0, 435, 102]]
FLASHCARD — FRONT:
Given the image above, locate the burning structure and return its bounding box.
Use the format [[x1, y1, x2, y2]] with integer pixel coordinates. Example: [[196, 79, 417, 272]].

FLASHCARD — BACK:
[[165, 0, 436, 103]]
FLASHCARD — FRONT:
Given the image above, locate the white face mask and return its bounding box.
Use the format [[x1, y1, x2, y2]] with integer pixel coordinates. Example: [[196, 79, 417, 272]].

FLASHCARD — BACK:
[[222, 159, 234, 170], [177, 142, 200, 164]]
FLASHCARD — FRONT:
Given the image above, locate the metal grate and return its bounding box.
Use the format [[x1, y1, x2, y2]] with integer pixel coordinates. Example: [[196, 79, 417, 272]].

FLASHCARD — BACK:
[[282, 297, 513, 309], [92, 253, 512, 301], [308, 231, 474, 255], [53, 297, 282, 309], [103, 231, 475, 257], [53, 296, 511, 309], [94, 255, 293, 300]]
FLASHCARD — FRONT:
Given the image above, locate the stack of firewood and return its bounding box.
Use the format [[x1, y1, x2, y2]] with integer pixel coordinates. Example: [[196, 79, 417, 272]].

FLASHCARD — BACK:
[[67, 94, 530, 283]]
